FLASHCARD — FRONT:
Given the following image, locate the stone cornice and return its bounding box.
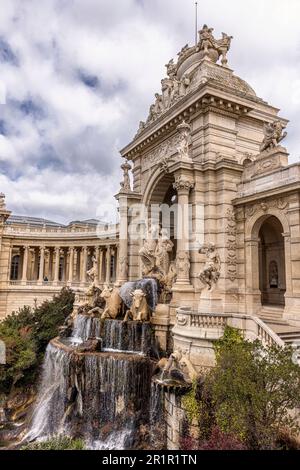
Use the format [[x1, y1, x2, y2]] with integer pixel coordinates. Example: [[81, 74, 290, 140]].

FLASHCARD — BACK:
[[233, 181, 300, 206], [120, 81, 287, 161]]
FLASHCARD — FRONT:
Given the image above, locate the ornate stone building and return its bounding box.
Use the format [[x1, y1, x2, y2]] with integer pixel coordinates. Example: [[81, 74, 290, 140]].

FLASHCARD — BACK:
[[1, 26, 300, 367]]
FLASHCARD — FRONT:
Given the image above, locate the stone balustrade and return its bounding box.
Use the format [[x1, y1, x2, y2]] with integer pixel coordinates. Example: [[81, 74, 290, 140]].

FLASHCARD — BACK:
[[173, 307, 285, 369]]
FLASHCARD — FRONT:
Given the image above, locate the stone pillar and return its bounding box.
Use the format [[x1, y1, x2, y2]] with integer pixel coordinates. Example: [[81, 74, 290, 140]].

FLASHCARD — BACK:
[[54, 247, 60, 283], [245, 237, 261, 316], [22, 245, 29, 284], [116, 195, 129, 285], [81, 247, 88, 284], [68, 247, 74, 283], [173, 174, 194, 287], [94, 246, 100, 284], [38, 247, 45, 283], [99, 248, 104, 283], [105, 245, 111, 284]]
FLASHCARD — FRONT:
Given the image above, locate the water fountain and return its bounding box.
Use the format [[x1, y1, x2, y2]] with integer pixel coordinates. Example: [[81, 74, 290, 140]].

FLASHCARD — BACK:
[[25, 283, 163, 450]]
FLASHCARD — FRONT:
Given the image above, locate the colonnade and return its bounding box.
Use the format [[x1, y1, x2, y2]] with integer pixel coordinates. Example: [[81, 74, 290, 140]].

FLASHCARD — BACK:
[[9, 244, 117, 286]]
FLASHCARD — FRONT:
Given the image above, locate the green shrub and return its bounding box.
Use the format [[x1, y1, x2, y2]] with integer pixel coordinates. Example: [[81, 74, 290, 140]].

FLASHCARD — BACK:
[[181, 326, 300, 450], [21, 436, 85, 450], [0, 288, 74, 395]]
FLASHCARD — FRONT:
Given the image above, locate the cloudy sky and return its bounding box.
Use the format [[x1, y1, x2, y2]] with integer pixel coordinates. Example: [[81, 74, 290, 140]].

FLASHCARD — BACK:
[[0, 0, 299, 224]]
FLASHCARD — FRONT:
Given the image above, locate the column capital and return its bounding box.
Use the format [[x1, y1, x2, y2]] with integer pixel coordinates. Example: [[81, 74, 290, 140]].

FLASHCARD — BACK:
[[173, 175, 194, 193]]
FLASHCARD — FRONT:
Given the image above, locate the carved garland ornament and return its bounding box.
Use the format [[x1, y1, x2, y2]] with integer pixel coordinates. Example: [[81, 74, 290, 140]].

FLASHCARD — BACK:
[[225, 208, 237, 282]]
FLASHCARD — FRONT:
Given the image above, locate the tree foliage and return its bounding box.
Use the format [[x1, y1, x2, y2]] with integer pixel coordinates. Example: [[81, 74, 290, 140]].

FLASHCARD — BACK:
[[21, 435, 85, 450], [0, 288, 74, 395], [182, 326, 300, 450]]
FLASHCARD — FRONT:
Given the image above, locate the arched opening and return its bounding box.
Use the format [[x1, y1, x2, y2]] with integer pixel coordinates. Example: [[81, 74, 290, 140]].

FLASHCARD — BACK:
[[148, 173, 177, 263], [258, 216, 286, 306]]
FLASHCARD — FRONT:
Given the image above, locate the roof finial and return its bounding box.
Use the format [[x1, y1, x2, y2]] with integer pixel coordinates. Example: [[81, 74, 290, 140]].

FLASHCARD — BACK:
[[195, 2, 198, 47]]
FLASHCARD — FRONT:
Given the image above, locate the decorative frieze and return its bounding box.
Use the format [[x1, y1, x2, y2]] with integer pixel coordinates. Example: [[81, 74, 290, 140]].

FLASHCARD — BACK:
[[245, 197, 288, 218]]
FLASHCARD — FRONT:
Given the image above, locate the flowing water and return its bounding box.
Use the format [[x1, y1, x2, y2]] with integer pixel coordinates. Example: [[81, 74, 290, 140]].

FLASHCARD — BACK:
[[25, 312, 162, 449]]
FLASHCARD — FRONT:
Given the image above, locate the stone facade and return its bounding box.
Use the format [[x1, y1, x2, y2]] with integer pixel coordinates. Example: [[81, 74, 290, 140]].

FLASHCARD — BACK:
[[0, 210, 119, 317], [1, 26, 300, 371]]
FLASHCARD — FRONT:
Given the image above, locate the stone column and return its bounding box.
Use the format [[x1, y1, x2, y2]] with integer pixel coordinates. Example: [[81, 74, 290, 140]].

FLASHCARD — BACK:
[[116, 195, 129, 285], [22, 245, 29, 284], [38, 247, 45, 283], [54, 247, 60, 283], [81, 246, 88, 284], [173, 174, 194, 287], [94, 246, 100, 285], [245, 237, 261, 315], [105, 245, 111, 284], [99, 248, 103, 283], [68, 247, 74, 283]]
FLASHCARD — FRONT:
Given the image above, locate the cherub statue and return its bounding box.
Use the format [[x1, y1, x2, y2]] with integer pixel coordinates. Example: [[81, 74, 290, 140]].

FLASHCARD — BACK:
[[198, 242, 221, 290], [260, 120, 287, 152]]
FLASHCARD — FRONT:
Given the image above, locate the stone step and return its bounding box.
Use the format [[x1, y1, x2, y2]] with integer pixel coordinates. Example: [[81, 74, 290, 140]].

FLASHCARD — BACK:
[[260, 305, 285, 324], [266, 322, 300, 346]]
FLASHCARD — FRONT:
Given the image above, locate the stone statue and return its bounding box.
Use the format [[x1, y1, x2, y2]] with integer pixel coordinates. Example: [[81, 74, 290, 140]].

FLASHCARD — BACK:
[[176, 251, 190, 279], [0, 193, 6, 209], [158, 349, 198, 384], [178, 74, 190, 97], [120, 161, 132, 192], [100, 284, 122, 320], [198, 24, 215, 53], [215, 32, 233, 66], [155, 228, 174, 276], [198, 242, 221, 290], [260, 120, 287, 152], [119, 255, 129, 278], [176, 120, 191, 160], [165, 58, 177, 79], [123, 289, 151, 322], [86, 255, 98, 284], [139, 225, 159, 276], [153, 93, 164, 115], [177, 43, 190, 61], [197, 24, 233, 66]]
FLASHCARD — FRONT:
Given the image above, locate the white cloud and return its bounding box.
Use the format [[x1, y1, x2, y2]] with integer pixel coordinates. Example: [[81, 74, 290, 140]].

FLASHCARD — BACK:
[[0, 0, 299, 222]]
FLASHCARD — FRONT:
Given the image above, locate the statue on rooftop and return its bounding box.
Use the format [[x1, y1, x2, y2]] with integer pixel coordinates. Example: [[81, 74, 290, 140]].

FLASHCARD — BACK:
[[260, 120, 287, 153], [197, 24, 233, 66], [120, 160, 132, 192]]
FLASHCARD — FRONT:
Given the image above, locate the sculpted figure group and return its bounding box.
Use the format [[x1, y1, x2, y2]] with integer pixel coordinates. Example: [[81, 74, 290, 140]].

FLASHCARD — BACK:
[[260, 120, 287, 153], [137, 25, 232, 135], [139, 226, 177, 302]]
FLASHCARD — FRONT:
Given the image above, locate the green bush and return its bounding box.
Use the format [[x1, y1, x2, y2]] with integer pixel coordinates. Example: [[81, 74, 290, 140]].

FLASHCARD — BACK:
[[21, 435, 85, 450], [182, 326, 300, 450], [0, 288, 74, 395]]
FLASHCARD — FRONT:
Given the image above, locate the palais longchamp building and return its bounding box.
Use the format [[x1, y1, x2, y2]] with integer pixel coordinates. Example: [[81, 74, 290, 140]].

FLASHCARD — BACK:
[[1, 25, 300, 368]]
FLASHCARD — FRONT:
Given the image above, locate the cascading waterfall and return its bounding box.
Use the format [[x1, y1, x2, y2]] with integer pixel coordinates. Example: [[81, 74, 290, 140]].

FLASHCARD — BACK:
[[72, 314, 101, 343], [26, 310, 161, 449], [102, 320, 155, 355]]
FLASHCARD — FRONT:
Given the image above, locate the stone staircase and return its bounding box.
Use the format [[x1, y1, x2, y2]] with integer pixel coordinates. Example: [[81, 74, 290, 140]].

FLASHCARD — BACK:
[[260, 305, 300, 346]]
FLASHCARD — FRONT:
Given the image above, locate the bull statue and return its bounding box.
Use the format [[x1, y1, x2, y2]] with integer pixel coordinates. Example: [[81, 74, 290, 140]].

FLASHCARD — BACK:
[[123, 289, 151, 322], [100, 284, 122, 320]]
